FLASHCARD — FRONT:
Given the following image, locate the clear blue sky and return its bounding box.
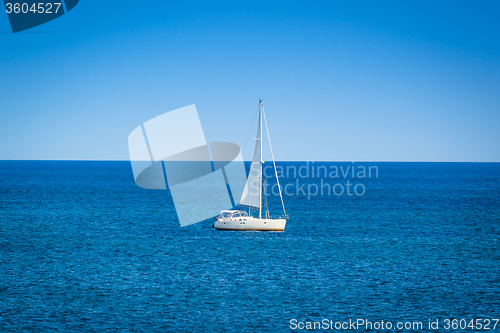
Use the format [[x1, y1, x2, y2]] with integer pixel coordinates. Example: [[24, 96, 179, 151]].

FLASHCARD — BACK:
[[1, 1, 499, 161]]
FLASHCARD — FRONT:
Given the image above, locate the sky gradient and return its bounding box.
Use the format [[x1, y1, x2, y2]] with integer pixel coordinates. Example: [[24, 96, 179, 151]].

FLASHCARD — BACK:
[[1, 1, 499, 161]]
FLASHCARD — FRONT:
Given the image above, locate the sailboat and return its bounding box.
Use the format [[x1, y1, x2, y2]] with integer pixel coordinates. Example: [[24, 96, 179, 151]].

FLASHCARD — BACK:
[[214, 100, 288, 231]]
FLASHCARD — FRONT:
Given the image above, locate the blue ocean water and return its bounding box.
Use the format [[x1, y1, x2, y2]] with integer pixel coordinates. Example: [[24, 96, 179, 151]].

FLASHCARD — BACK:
[[0, 161, 499, 332]]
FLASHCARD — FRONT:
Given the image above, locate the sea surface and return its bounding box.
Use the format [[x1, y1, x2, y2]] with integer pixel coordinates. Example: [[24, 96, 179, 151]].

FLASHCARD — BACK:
[[0, 161, 499, 332]]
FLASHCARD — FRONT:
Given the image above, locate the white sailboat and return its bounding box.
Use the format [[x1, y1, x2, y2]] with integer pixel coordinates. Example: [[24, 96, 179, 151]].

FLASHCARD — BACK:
[[214, 99, 288, 231]]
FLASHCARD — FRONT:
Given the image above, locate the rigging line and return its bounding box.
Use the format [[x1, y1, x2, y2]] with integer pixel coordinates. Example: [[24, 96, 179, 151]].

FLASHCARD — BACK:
[[262, 105, 287, 217], [262, 169, 280, 211], [262, 196, 280, 209], [241, 104, 260, 162], [263, 178, 269, 216]]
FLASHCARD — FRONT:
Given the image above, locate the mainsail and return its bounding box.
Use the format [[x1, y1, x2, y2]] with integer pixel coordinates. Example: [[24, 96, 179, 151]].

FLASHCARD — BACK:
[[239, 107, 262, 208]]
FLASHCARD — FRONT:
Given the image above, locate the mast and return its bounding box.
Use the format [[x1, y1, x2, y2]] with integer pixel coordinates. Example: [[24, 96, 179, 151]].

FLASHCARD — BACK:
[[259, 99, 263, 219]]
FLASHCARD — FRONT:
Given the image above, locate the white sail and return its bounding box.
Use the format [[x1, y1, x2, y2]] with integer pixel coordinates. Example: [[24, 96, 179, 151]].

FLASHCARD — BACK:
[[239, 107, 262, 208]]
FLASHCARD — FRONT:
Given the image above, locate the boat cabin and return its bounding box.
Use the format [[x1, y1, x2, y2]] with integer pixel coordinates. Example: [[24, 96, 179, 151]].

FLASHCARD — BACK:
[[217, 210, 249, 221]]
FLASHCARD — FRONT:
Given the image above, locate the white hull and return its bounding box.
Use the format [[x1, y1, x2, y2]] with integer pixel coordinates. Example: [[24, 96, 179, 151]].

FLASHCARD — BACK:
[[214, 217, 286, 231]]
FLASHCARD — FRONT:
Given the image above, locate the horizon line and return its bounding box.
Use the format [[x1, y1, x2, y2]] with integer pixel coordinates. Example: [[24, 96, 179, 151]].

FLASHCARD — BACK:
[[0, 159, 499, 163]]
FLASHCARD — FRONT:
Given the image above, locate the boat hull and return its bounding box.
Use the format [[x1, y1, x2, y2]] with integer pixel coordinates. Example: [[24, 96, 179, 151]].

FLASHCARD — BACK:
[[214, 218, 286, 231]]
